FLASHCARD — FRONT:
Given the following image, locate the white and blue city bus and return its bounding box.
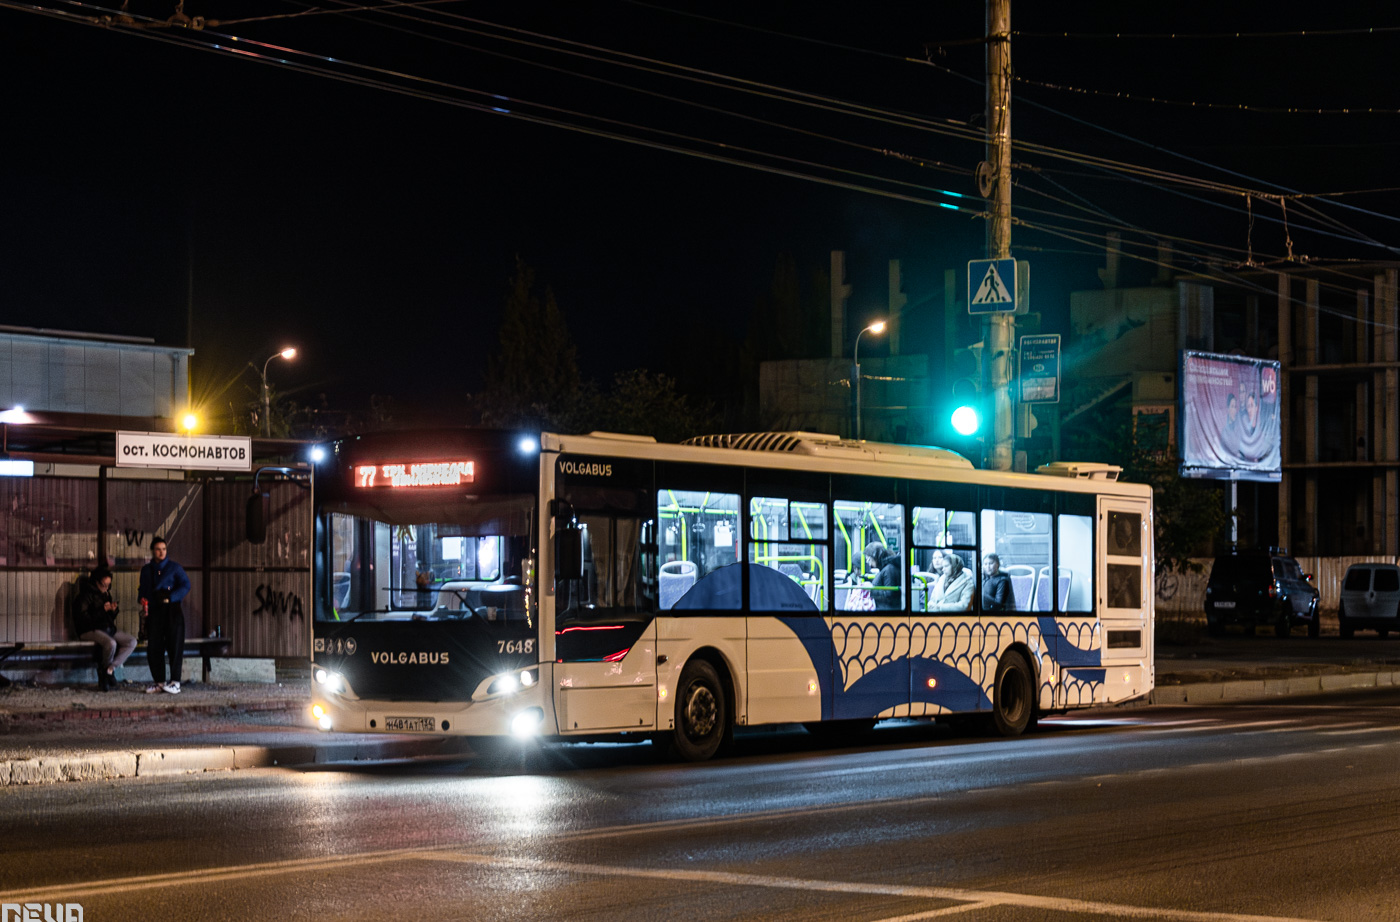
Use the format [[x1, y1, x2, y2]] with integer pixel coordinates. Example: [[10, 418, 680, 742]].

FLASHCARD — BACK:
[[309, 429, 1154, 760]]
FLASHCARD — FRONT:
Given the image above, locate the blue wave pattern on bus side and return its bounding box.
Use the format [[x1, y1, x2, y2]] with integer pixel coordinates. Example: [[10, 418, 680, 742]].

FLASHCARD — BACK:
[[779, 615, 1104, 720]]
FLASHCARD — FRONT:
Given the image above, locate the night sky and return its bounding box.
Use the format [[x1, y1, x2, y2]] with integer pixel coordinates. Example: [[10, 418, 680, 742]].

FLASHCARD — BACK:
[[2, 0, 1397, 423]]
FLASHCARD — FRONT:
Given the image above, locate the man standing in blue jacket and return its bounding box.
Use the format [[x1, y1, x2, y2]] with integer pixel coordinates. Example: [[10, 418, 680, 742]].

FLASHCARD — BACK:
[[138, 536, 192, 694]]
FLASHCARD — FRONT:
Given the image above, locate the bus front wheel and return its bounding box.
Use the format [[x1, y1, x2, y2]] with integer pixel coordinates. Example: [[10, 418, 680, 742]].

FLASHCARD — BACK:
[[991, 651, 1034, 738], [668, 658, 730, 762]]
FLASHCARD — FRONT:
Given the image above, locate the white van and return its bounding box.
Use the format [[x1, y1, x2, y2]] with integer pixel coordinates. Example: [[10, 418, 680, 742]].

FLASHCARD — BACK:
[[1338, 563, 1400, 638]]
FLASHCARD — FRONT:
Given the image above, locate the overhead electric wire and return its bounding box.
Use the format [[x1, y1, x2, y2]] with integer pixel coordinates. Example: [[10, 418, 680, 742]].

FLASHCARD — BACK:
[[612, 0, 1400, 244], [0, 0, 991, 218], [197, 0, 465, 28], [1012, 73, 1400, 117], [314, 0, 975, 182], [1021, 158, 1400, 258], [1012, 26, 1400, 41], [1015, 216, 1400, 332], [373, 1, 994, 144], [325, 0, 1395, 253], [331, 0, 1400, 256], [263, 0, 1400, 252], [6, 0, 1396, 313]]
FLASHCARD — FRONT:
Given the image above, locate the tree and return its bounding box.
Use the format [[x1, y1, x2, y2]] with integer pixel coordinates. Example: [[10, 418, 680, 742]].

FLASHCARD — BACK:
[[478, 256, 582, 429], [592, 369, 718, 444]]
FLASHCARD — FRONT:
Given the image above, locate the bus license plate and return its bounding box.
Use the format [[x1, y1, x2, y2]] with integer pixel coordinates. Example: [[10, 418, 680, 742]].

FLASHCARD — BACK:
[[1215, 601, 1235, 609], [385, 716, 435, 732]]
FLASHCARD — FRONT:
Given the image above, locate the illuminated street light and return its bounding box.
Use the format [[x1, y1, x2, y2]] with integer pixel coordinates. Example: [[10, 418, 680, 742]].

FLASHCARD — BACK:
[[852, 320, 887, 441], [0, 406, 35, 476], [258, 348, 298, 438], [181, 412, 199, 433]]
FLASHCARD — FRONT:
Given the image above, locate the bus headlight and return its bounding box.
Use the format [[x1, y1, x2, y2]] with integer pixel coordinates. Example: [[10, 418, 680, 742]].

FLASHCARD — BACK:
[[510, 707, 544, 737], [314, 668, 344, 694], [488, 668, 538, 696]]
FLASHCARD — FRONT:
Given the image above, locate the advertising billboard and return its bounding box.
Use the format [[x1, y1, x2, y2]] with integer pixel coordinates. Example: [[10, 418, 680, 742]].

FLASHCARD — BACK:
[[1179, 351, 1281, 482]]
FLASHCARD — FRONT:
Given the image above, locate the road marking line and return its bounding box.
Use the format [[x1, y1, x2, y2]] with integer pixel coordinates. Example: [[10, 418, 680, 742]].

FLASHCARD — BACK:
[[559, 794, 946, 842], [418, 850, 1326, 922], [868, 902, 995, 920], [0, 847, 436, 903], [1320, 726, 1396, 736]]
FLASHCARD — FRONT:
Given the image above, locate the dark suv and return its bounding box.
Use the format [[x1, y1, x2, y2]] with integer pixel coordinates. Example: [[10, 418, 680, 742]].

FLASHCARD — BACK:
[[1204, 548, 1321, 638]]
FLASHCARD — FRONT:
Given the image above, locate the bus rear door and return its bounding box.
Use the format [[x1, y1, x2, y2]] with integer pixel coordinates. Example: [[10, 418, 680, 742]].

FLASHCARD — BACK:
[[1096, 496, 1153, 703]]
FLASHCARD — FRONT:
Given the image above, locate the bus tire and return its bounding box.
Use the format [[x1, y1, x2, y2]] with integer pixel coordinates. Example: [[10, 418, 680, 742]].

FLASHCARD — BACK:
[[668, 658, 729, 762], [991, 651, 1034, 738]]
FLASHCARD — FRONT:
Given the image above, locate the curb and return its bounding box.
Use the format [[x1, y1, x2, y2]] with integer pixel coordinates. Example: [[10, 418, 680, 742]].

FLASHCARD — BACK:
[[7, 670, 1400, 786], [1, 735, 472, 787], [1148, 668, 1400, 705]]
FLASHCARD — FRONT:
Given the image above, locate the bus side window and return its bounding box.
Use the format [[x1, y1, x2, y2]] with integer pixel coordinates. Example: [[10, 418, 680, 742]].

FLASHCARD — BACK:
[[980, 509, 1052, 613], [1057, 514, 1093, 612], [910, 507, 975, 614], [834, 499, 904, 612], [749, 496, 829, 611], [657, 490, 741, 610]]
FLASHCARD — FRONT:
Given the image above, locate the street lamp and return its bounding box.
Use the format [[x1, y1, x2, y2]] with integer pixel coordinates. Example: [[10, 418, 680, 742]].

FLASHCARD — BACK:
[[259, 347, 297, 438], [0, 406, 35, 476], [852, 320, 886, 441]]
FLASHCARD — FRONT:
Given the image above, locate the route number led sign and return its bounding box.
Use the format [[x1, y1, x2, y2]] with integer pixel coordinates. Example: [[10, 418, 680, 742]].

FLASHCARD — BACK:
[[355, 461, 475, 488]]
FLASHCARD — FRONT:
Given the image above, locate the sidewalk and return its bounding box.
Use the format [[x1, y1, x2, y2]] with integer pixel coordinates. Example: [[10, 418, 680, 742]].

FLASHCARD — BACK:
[[3, 639, 1400, 786], [0, 680, 470, 786]]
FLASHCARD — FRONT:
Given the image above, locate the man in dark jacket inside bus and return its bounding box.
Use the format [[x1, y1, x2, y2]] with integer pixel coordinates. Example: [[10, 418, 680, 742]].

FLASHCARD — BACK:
[[138, 536, 192, 694], [74, 567, 137, 691], [982, 553, 1013, 611]]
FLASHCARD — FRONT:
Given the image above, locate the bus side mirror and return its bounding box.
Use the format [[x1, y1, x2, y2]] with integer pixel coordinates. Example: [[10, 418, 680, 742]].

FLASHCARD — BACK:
[[246, 491, 269, 545], [556, 524, 583, 580]]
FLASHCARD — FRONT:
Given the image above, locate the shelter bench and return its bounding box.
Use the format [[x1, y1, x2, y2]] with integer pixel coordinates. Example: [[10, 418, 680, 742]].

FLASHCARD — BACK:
[[0, 637, 234, 687]]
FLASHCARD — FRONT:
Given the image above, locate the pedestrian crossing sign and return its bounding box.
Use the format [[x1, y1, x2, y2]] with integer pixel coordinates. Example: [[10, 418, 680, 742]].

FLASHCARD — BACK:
[[967, 258, 1020, 314]]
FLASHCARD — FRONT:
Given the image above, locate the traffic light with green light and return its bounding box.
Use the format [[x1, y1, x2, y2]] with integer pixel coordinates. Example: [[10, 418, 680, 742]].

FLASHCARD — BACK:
[[950, 341, 984, 436]]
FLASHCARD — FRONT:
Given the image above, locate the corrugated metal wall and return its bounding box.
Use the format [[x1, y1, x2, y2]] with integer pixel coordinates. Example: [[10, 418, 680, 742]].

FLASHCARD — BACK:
[[107, 480, 204, 566], [0, 477, 97, 568], [0, 475, 308, 658], [206, 481, 311, 658]]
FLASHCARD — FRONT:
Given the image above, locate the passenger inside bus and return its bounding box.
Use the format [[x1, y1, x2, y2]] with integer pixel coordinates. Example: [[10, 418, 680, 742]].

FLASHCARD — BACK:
[[833, 500, 904, 613], [982, 553, 1013, 611], [863, 542, 902, 610], [925, 548, 974, 611]]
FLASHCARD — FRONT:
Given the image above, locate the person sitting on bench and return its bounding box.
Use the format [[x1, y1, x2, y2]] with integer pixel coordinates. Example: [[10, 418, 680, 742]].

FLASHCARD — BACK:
[[74, 567, 136, 692]]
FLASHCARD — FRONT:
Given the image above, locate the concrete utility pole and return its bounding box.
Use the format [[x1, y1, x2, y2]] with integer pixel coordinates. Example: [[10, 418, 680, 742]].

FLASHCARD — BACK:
[[984, 0, 1014, 471]]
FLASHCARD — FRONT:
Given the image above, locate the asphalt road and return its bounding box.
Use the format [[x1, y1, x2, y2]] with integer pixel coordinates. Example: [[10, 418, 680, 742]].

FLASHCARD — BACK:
[[4, 690, 1400, 922]]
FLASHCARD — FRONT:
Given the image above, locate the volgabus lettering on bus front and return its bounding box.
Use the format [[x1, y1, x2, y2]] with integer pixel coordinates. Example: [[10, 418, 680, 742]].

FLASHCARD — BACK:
[[558, 460, 613, 477]]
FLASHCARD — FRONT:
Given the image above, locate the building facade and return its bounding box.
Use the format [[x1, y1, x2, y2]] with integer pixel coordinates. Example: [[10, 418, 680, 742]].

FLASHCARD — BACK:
[[1067, 264, 1400, 557]]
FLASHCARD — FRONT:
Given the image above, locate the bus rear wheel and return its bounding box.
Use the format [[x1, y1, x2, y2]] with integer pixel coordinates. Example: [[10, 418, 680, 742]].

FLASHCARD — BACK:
[[991, 651, 1034, 738], [667, 658, 729, 762]]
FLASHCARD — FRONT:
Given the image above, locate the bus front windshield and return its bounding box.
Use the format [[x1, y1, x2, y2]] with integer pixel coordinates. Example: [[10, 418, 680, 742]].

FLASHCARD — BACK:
[[323, 495, 534, 624]]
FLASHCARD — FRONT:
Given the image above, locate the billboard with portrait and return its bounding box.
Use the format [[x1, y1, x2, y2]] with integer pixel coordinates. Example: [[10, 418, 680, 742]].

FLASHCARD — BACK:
[[1179, 351, 1281, 482]]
